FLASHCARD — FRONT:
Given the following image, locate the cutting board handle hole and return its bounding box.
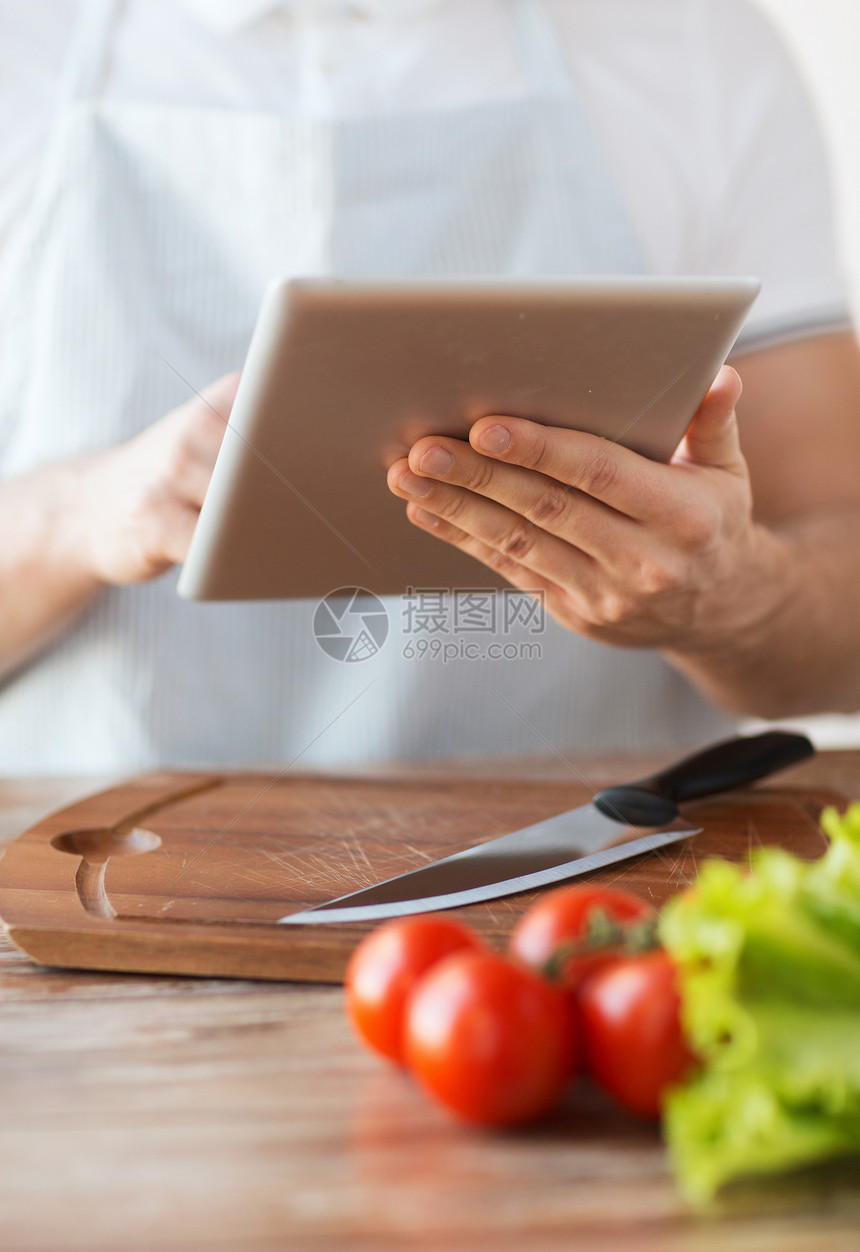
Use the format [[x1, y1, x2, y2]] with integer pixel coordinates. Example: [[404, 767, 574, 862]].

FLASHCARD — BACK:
[[51, 828, 162, 863]]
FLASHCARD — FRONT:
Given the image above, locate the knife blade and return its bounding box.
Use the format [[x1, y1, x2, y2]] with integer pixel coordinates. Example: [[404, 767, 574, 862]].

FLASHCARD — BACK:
[[279, 730, 813, 925]]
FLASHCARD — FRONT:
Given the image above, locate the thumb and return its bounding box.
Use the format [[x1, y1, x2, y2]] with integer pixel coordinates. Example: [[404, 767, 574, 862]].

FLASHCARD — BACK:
[[197, 370, 242, 423], [674, 365, 745, 471]]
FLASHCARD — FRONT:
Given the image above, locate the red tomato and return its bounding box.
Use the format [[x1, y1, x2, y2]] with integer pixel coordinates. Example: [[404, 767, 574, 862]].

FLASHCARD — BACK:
[[510, 884, 655, 990], [345, 915, 483, 1064], [578, 948, 696, 1120], [404, 951, 577, 1127]]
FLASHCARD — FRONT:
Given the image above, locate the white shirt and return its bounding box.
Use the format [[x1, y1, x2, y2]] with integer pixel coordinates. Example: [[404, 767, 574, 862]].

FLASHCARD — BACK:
[[0, 0, 849, 346], [0, 0, 851, 775]]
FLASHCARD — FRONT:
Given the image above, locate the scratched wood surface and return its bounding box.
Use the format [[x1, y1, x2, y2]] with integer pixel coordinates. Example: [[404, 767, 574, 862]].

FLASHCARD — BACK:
[[0, 765, 840, 982], [1, 754, 859, 1252]]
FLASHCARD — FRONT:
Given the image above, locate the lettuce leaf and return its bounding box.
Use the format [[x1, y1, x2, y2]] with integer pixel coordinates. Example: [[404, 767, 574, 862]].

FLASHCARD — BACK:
[[658, 803, 860, 1202]]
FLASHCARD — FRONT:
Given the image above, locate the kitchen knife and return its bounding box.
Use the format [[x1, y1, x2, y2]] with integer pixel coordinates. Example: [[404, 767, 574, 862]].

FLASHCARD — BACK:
[[279, 730, 813, 925]]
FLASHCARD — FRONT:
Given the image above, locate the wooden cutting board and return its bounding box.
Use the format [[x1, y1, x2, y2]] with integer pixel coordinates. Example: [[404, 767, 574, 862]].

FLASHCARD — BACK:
[[0, 770, 839, 983]]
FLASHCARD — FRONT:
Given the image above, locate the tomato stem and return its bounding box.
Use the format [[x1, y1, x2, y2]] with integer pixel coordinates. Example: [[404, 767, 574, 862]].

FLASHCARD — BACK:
[[541, 909, 660, 983]]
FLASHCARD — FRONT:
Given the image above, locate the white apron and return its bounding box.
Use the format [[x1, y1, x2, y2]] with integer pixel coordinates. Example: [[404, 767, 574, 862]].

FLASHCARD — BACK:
[[0, 0, 735, 774]]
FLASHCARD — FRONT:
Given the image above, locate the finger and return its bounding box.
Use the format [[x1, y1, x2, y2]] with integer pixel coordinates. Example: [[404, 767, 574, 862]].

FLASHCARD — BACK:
[[115, 499, 201, 584], [388, 459, 599, 592], [388, 441, 637, 564], [150, 415, 220, 509], [186, 372, 240, 454], [169, 372, 240, 465], [461, 415, 664, 519], [405, 502, 590, 618], [195, 370, 242, 429], [156, 500, 202, 565], [159, 373, 240, 504], [672, 365, 745, 472], [169, 451, 216, 508]]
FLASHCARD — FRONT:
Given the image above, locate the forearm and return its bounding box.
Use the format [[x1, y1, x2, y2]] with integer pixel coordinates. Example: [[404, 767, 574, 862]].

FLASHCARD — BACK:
[[0, 460, 104, 683], [664, 504, 860, 719]]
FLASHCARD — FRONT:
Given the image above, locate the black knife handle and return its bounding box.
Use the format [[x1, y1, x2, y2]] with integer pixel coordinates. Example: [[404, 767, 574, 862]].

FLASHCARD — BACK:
[[593, 730, 814, 827]]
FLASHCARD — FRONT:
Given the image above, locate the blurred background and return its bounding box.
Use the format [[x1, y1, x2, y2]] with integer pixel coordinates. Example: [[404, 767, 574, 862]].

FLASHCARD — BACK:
[[749, 0, 860, 747], [757, 0, 860, 317]]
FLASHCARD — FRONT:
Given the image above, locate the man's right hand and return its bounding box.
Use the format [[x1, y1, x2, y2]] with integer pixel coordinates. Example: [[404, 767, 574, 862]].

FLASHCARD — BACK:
[[0, 371, 240, 681], [75, 372, 239, 585]]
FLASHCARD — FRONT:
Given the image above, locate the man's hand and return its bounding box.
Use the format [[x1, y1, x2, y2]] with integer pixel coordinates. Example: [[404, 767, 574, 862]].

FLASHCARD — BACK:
[[387, 366, 781, 654], [0, 371, 240, 682], [74, 372, 239, 584]]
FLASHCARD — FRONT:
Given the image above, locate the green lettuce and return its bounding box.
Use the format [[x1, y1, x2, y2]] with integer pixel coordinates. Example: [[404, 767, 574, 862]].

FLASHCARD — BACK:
[[658, 803, 860, 1203]]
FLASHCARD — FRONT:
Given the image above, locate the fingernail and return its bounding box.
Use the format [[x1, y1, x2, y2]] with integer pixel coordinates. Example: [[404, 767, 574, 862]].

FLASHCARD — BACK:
[[418, 446, 454, 475], [411, 507, 438, 527], [398, 470, 432, 498], [478, 424, 511, 454]]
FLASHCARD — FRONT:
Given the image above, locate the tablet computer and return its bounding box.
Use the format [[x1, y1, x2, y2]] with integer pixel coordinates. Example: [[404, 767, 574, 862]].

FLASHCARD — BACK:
[[178, 275, 759, 601]]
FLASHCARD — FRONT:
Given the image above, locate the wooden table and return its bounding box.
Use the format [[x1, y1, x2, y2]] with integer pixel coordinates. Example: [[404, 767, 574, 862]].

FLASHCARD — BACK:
[[2, 752, 860, 1252]]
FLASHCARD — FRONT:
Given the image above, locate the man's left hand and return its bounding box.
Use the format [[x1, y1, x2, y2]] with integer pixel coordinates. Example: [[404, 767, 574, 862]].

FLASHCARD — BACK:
[[387, 366, 777, 652]]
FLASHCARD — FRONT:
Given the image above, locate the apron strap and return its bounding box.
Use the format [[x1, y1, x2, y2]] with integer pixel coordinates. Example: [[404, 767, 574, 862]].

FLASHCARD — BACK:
[[58, 0, 123, 106], [507, 0, 574, 98]]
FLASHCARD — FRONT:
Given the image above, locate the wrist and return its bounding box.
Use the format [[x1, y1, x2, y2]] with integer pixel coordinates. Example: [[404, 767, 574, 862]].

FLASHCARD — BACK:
[[46, 454, 112, 591], [0, 458, 106, 681], [663, 523, 800, 710]]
